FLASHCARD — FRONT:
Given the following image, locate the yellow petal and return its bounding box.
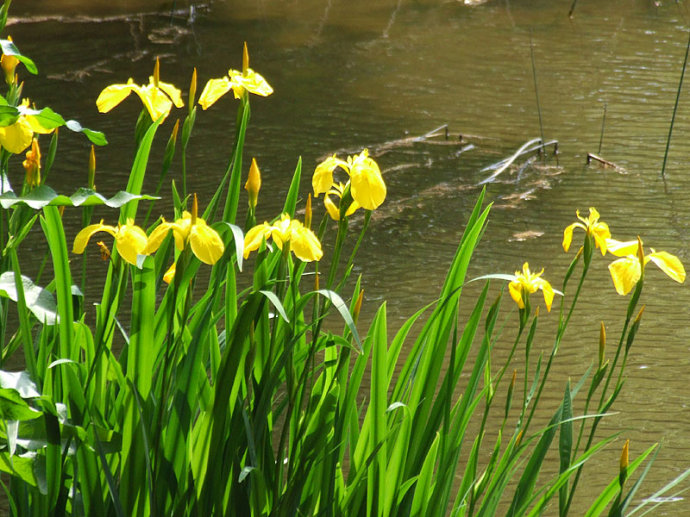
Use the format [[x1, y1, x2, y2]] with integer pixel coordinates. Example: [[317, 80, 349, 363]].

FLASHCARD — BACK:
[[349, 152, 386, 210], [605, 239, 640, 257], [229, 69, 274, 98], [537, 278, 554, 312], [562, 223, 576, 252], [324, 192, 341, 221], [96, 81, 137, 113], [608, 256, 641, 295], [647, 251, 686, 284], [156, 79, 185, 108], [133, 83, 173, 121], [508, 280, 525, 309], [73, 221, 116, 254], [198, 77, 233, 110], [0, 117, 34, 154], [114, 223, 149, 265], [190, 222, 225, 265], [592, 223, 611, 255], [143, 220, 175, 254], [243, 222, 272, 258], [163, 263, 176, 284], [290, 226, 323, 262], [313, 156, 342, 197]]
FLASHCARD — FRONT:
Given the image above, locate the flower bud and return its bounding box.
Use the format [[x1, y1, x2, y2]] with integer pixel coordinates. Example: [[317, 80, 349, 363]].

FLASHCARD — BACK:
[[243, 42, 249, 75], [88, 145, 96, 190], [245, 158, 261, 210], [189, 67, 197, 106], [22, 138, 41, 187]]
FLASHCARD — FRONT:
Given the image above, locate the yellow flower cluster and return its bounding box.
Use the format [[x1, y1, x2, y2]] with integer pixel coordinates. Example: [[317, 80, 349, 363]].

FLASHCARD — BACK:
[[244, 213, 322, 263], [72, 195, 225, 272], [562, 207, 685, 295], [313, 149, 386, 220], [507, 207, 685, 313]]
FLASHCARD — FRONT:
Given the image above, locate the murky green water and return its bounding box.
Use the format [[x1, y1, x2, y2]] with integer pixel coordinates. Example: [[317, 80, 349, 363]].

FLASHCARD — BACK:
[[9, 0, 690, 513]]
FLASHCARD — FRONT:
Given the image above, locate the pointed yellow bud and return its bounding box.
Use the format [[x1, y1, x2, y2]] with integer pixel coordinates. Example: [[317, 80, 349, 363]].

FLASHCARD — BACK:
[[192, 193, 199, 226], [153, 57, 160, 87], [245, 158, 261, 209], [243, 42, 249, 75], [636, 236, 644, 268], [305, 194, 312, 230], [353, 289, 364, 323], [163, 262, 176, 284], [171, 119, 180, 142], [634, 305, 645, 325], [189, 68, 197, 106], [620, 439, 629, 471], [22, 138, 41, 187], [88, 145, 96, 190]]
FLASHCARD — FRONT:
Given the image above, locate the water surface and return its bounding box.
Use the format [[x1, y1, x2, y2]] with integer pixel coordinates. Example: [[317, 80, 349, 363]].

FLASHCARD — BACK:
[[10, 0, 690, 513]]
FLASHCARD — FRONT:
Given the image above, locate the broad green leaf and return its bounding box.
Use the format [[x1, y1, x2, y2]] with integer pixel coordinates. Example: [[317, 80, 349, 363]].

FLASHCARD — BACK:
[[0, 452, 39, 487], [0, 38, 37, 74], [0, 186, 157, 210], [0, 271, 58, 324], [0, 388, 40, 420]]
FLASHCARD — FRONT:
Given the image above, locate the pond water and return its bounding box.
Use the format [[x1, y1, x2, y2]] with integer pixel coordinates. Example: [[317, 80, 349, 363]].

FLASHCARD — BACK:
[[9, 0, 690, 513]]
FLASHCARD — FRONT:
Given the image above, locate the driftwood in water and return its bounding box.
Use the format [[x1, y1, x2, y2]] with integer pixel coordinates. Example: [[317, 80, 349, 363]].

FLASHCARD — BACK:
[[318, 124, 483, 161], [477, 138, 559, 185], [586, 153, 619, 169]]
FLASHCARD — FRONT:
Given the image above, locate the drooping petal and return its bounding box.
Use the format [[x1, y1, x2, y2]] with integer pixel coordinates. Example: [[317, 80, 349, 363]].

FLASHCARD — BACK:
[[243, 222, 272, 258], [73, 221, 117, 254], [608, 256, 642, 295], [508, 280, 525, 309], [198, 77, 233, 110], [562, 223, 579, 252], [96, 81, 137, 113], [647, 251, 686, 284], [606, 239, 640, 258], [144, 220, 176, 254], [156, 79, 184, 108], [114, 223, 149, 265], [0, 117, 34, 154], [349, 151, 386, 210], [190, 222, 225, 265], [290, 226, 323, 262], [324, 192, 341, 221], [536, 278, 554, 312], [313, 156, 343, 197]]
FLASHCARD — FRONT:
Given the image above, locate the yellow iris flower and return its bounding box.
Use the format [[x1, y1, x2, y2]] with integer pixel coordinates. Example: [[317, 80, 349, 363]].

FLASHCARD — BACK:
[[508, 262, 555, 312], [324, 182, 360, 221], [96, 59, 183, 121], [22, 138, 41, 187], [198, 43, 273, 109], [313, 149, 386, 216], [606, 238, 686, 295], [244, 213, 323, 262], [73, 219, 149, 266], [0, 99, 53, 154], [562, 207, 611, 255], [144, 195, 225, 265]]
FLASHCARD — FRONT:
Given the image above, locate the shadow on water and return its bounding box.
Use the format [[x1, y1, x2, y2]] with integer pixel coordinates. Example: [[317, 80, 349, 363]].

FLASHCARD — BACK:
[[7, 0, 690, 513]]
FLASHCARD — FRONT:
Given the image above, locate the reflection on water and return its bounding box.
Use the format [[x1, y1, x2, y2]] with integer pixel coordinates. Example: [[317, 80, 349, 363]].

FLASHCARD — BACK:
[[9, 0, 690, 513]]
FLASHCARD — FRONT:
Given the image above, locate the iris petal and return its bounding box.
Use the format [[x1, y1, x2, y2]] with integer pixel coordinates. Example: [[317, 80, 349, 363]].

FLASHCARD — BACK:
[[608, 257, 641, 295], [198, 77, 233, 110], [190, 222, 225, 265], [647, 251, 686, 284]]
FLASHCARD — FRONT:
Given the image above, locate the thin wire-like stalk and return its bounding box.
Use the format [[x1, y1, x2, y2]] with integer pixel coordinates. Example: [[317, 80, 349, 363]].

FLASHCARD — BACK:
[[661, 29, 690, 178]]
